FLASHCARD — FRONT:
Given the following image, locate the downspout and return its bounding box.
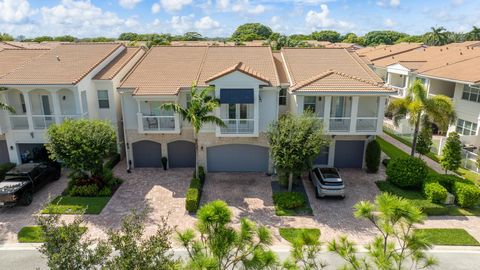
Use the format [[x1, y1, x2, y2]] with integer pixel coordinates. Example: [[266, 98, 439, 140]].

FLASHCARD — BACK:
[[119, 93, 131, 173]]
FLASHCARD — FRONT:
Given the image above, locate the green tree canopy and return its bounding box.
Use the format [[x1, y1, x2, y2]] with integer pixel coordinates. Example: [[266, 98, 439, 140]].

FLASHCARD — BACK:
[[118, 32, 139, 41], [440, 132, 462, 173], [424, 26, 450, 46], [267, 112, 330, 191], [341, 32, 359, 43], [181, 31, 204, 41], [467, 26, 480, 41], [33, 36, 54, 43], [231, 23, 273, 41], [0, 33, 14, 41], [363, 30, 408, 46], [53, 35, 76, 42], [396, 35, 424, 43], [46, 119, 117, 177], [311, 30, 341, 43]]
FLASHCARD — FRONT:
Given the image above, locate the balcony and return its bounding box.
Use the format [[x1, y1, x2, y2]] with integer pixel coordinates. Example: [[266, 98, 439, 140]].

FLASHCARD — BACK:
[[220, 119, 254, 134], [8, 113, 87, 130], [390, 86, 406, 97], [329, 117, 351, 132], [356, 117, 378, 132], [139, 114, 176, 132], [9, 115, 29, 130]]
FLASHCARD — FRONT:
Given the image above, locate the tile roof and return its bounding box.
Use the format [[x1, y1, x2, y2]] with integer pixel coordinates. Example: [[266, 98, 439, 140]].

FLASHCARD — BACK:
[[281, 48, 392, 93], [272, 52, 289, 84], [418, 56, 480, 83], [94, 47, 145, 80], [0, 43, 123, 85], [0, 49, 49, 78], [205, 62, 271, 84], [121, 46, 279, 96], [2, 41, 61, 50], [356, 43, 424, 61]]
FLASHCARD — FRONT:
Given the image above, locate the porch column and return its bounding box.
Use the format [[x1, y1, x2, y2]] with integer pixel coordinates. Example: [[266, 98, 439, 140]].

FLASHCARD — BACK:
[[350, 96, 359, 133], [323, 96, 331, 132], [21, 90, 34, 131], [51, 90, 62, 124], [377, 97, 387, 133], [386, 72, 391, 85]]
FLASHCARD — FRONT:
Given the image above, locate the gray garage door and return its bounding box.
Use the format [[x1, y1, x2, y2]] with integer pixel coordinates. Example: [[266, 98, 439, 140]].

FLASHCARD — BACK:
[[313, 146, 329, 166], [207, 144, 269, 172], [168, 140, 195, 168], [132, 141, 162, 168], [0, 140, 10, 164], [334, 140, 365, 168]]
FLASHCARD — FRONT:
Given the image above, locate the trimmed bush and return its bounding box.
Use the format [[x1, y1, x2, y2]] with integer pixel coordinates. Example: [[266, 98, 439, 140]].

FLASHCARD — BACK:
[[68, 184, 99, 197], [426, 174, 464, 193], [0, 162, 15, 180], [423, 182, 448, 203], [365, 140, 381, 173], [453, 182, 480, 208], [186, 188, 200, 213], [386, 157, 428, 188], [382, 158, 390, 167], [105, 153, 121, 170], [190, 178, 202, 189], [272, 192, 306, 209], [198, 166, 206, 183]]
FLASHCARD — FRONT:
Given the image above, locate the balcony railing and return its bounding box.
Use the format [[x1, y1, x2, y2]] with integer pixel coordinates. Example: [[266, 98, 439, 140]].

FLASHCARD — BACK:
[[390, 86, 406, 97], [33, 115, 56, 130], [9, 115, 29, 130], [356, 117, 378, 132], [329, 117, 351, 132], [220, 119, 254, 134], [9, 113, 88, 130], [141, 115, 175, 132]]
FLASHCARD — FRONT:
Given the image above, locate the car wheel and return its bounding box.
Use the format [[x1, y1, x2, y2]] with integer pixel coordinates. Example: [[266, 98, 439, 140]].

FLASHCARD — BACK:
[[20, 191, 33, 206]]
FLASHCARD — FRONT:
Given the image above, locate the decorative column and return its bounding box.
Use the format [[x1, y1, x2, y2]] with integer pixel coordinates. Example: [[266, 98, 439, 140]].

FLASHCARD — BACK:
[[350, 96, 359, 133], [51, 90, 62, 124], [377, 97, 387, 134], [323, 96, 332, 132], [21, 90, 33, 131]]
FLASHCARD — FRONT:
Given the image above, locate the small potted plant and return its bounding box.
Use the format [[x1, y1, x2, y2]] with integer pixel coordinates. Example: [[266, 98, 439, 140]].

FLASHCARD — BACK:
[[161, 156, 168, 170]]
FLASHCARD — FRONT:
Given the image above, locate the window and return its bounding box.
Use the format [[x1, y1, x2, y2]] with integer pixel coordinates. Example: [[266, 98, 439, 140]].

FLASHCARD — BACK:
[[462, 85, 480, 103], [20, 94, 26, 113], [279, 88, 287, 105], [240, 104, 248, 119], [456, 119, 478, 136], [228, 104, 236, 119], [303, 96, 316, 113], [97, 90, 109, 109]]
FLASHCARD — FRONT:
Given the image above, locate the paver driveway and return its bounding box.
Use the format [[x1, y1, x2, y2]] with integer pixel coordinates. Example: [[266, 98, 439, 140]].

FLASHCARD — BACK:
[[202, 168, 383, 245]]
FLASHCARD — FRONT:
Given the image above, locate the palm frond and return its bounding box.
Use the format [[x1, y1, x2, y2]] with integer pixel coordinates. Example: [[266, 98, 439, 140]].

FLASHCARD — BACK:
[[202, 115, 226, 128], [424, 95, 456, 132], [0, 102, 15, 113]]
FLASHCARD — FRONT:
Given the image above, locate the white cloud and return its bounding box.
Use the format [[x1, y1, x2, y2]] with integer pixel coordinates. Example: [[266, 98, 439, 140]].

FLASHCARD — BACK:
[[0, 0, 35, 23], [151, 2, 161, 14], [305, 4, 353, 30], [217, 0, 230, 10], [384, 18, 395, 27], [161, 0, 192, 12], [195, 16, 220, 30], [118, 0, 141, 9], [452, 0, 464, 5], [377, 0, 400, 8], [169, 15, 194, 33], [232, 0, 266, 15]]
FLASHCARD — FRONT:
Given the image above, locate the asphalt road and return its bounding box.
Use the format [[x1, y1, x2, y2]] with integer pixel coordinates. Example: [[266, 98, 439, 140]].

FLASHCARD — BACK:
[[1, 246, 479, 270]]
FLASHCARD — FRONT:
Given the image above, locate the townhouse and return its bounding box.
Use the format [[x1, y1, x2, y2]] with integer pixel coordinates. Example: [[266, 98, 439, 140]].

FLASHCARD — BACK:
[[359, 42, 480, 149], [118, 46, 393, 172], [0, 43, 145, 164]]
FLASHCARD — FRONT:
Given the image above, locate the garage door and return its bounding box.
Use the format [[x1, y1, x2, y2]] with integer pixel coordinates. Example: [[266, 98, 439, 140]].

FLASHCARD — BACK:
[[207, 144, 269, 172], [334, 140, 365, 168], [17, 143, 47, 163], [0, 140, 10, 164], [132, 141, 162, 168], [168, 140, 195, 168], [313, 146, 329, 166]]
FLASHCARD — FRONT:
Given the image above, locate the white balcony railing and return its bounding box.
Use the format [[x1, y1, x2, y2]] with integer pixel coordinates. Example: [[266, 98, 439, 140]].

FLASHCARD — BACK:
[[356, 117, 378, 132], [9, 115, 29, 130], [9, 113, 87, 130], [329, 117, 351, 132], [390, 86, 406, 97], [141, 115, 175, 132], [32, 115, 56, 130], [220, 119, 254, 134]]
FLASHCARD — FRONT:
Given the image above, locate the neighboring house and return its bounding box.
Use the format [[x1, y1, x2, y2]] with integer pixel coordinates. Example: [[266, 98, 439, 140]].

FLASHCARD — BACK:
[[118, 46, 392, 172], [0, 43, 145, 164], [361, 42, 480, 149]]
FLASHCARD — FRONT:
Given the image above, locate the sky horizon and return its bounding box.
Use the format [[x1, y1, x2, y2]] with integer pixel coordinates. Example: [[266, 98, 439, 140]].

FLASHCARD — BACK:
[[1, 0, 479, 38]]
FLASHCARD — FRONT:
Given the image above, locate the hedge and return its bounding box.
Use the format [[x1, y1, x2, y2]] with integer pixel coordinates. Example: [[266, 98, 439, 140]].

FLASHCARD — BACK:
[[105, 153, 121, 170], [185, 188, 199, 213], [453, 182, 480, 208], [193, 166, 206, 183], [426, 174, 464, 193], [189, 178, 202, 189], [423, 182, 448, 203], [386, 157, 428, 188], [272, 192, 306, 210], [365, 140, 381, 173]]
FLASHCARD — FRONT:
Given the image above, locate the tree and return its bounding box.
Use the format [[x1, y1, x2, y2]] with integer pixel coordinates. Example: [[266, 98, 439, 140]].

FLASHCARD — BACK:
[[231, 23, 273, 41], [177, 200, 278, 269], [362, 30, 408, 46], [0, 87, 15, 113], [161, 85, 225, 178], [341, 33, 359, 43], [267, 112, 330, 191], [146, 33, 171, 48], [118, 32, 139, 41], [311, 30, 341, 43], [416, 124, 433, 158], [467, 26, 480, 41], [37, 214, 111, 270], [46, 119, 117, 177], [387, 80, 456, 156], [54, 35, 76, 42], [424, 27, 449, 46], [0, 33, 14, 41], [396, 35, 424, 43], [365, 139, 381, 173], [440, 132, 462, 174], [282, 230, 327, 269], [182, 31, 204, 41], [447, 31, 465, 43], [33, 36, 54, 43], [268, 33, 307, 50], [329, 193, 437, 270]]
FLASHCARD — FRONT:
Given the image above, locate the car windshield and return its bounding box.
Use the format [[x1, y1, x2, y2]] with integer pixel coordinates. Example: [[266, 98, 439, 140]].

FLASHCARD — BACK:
[[314, 168, 343, 186], [3, 174, 29, 182]]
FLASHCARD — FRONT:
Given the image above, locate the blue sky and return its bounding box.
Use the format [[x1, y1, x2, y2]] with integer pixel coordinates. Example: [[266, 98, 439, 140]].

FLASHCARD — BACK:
[[1, 0, 479, 38]]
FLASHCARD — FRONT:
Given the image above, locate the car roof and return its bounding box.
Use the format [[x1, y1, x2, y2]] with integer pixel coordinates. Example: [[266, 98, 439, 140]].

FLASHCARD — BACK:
[[6, 163, 40, 174]]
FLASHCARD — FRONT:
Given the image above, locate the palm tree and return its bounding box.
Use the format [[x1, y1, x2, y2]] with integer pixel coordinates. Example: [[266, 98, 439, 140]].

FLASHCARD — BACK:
[[424, 27, 449, 46], [161, 84, 225, 177], [467, 26, 480, 41], [387, 80, 456, 156], [0, 87, 14, 113]]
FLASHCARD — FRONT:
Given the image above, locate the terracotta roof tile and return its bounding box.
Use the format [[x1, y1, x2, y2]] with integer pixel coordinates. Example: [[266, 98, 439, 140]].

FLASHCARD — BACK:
[[272, 52, 289, 84], [94, 47, 145, 80], [0, 43, 123, 85], [205, 62, 271, 84], [356, 43, 424, 61], [0, 49, 49, 78]]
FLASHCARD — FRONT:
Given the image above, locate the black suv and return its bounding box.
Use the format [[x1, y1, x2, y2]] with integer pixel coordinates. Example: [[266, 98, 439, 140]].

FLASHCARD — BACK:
[[0, 162, 61, 207]]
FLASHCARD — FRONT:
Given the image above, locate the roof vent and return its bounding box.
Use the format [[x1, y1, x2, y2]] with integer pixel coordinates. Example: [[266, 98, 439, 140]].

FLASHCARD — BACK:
[[460, 52, 463, 55], [56, 55, 60, 61]]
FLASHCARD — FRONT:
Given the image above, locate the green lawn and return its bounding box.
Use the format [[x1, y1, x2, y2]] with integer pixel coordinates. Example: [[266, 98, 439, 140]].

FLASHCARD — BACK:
[[279, 228, 320, 243], [382, 128, 440, 162], [416, 228, 480, 246], [457, 167, 480, 185], [18, 226, 45, 243], [42, 196, 112, 215]]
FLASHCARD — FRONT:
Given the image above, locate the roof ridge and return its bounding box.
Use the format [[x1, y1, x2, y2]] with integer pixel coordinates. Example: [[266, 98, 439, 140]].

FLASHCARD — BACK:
[[73, 44, 124, 84], [291, 70, 335, 91], [194, 46, 210, 85], [2, 41, 24, 49], [347, 50, 383, 83], [119, 46, 155, 85], [204, 61, 271, 84], [267, 47, 281, 86], [96, 47, 144, 80]]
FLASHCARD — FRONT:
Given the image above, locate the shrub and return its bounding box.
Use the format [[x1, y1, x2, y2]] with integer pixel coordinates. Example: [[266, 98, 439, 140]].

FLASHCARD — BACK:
[[382, 158, 390, 167], [386, 157, 428, 188], [190, 178, 202, 189], [426, 174, 464, 193], [105, 153, 121, 170], [272, 192, 306, 209], [69, 184, 99, 197], [198, 166, 206, 183], [423, 182, 448, 203], [365, 140, 381, 173], [186, 188, 199, 213], [453, 182, 480, 208], [98, 187, 112, 197], [0, 163, 15, 180]]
